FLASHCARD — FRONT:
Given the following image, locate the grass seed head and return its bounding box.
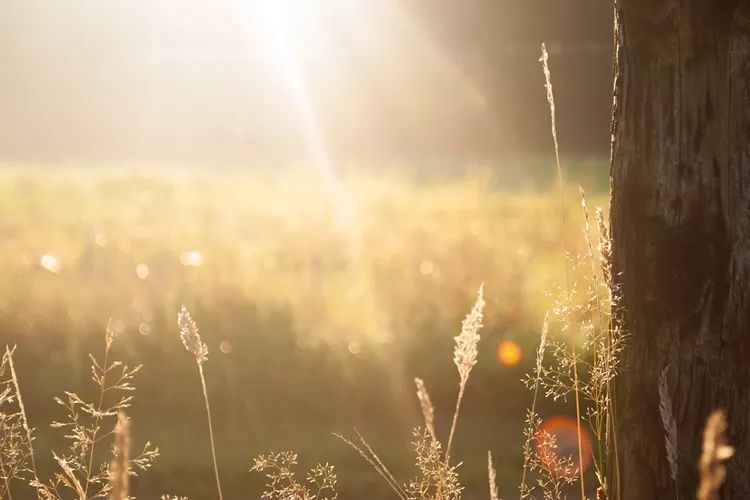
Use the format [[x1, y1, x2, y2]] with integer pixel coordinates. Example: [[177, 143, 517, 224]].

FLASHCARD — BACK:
[[177, 306, 208, 364], [454, 284, 485, 384], [658, 365, 678, 483], [414, 378, 436, 442], [698, 410, 734, 500]]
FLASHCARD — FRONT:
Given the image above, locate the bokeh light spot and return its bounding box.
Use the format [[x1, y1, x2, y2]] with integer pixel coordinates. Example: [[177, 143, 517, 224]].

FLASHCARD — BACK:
[[220, 340, 233, 354], [419, 260, 435, 276], [94, 232, 108, 247], [180, 250, 204, 267], [135, 263, 150, 280], [40, 254, 61, 274], [537, 416, 593, 477], [497, 340, 522, 366]]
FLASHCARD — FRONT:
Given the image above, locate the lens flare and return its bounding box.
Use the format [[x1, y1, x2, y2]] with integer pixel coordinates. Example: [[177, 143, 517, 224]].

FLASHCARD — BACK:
[[537, 416, 592, 477], [496, 340, 522, 366]]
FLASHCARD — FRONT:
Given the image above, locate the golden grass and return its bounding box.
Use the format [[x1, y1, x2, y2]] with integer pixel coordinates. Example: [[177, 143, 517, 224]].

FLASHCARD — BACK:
[[487, 451, 499, 500], [697, 411, 734, 500], [0, 43, 641, 500], [0, 329, 158, 500], [177, 307, 222, 500], [540, 42, 586, 498]]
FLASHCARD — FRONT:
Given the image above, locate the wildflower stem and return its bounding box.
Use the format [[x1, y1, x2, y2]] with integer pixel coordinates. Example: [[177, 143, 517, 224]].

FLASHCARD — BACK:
[[198, 362, 223, 500]]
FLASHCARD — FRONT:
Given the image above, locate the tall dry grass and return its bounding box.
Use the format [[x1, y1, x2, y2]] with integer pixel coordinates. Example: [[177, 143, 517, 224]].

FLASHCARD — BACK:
[[697, 410, 733, 500], [177, 306, 222, 500], [487, 451, 499, 500], [539, 42, 586, 498], [335, 285, 485, 500], [0, 328, 158, 500], [249, 452, 338, 500], [0, 199, 739, 500]]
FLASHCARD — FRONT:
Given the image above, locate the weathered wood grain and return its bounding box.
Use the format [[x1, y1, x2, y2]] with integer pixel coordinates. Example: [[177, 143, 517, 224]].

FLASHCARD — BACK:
[[611, 1, 750, 498]]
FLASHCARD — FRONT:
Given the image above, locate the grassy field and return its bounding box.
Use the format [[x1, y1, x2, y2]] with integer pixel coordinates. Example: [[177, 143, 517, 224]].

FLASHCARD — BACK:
[[0, 166, 608, 498]]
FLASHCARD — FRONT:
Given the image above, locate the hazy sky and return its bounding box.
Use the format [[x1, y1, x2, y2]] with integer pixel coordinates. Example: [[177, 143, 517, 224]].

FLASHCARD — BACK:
[[0, 0, 611, 166]]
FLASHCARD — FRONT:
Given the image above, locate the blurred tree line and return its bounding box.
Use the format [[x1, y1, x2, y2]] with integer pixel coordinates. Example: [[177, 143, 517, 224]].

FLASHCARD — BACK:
[[407, 0, 614, 155]]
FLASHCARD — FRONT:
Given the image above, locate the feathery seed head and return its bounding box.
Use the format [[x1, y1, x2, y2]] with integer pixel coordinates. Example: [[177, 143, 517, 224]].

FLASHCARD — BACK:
[[698, 410, 734, 500], [488, 451, 499, 500], [178, 306, 208, 364], [414, 378, 436, 442], [596, 207, 614, 293], [105, 320, 115, 349], [658, 365, 678, 482], [536, 315, 549, 376], [454, 284, 485, 383]]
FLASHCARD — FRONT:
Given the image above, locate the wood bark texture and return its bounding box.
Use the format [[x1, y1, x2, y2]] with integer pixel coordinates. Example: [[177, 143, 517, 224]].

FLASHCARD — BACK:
[[611, 0, 750, 498]]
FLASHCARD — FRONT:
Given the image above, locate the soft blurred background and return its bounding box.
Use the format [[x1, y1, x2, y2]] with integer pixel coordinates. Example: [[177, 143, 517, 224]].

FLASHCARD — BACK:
[[0, 1, 612, 498]]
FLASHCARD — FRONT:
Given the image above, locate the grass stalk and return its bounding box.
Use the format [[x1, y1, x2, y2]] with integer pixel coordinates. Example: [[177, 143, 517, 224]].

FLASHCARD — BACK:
[[540, 42, 586, 498], [488, 451, 499, 500], [334, 432, 407, 500], [519, 316, 548, 495], [570, 357, 586, 496], [445, 384, 465, 463], [579, 187, 610, 482], [198, 362, 223, 500], [178, 306, 223, 500], [446, 284, 485, 463], [5, 346, 41, 499], [697, 410, 734, 500], [0, 447, 14, 500], [83, 334, 112, 499]]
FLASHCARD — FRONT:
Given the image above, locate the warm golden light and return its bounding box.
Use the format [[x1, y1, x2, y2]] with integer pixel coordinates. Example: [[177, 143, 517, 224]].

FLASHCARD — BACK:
[[0, 1, 620, 497], [497, 339, 522, 366]]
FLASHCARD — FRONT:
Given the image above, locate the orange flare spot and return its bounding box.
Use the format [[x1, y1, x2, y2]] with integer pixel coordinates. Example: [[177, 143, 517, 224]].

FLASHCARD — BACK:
[[497, 340, 522, 366]]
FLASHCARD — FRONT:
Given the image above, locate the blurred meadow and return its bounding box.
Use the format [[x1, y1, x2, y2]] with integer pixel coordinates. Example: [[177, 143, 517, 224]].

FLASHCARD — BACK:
[[0, 165, 607, 498]]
